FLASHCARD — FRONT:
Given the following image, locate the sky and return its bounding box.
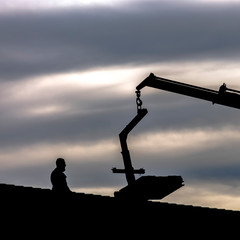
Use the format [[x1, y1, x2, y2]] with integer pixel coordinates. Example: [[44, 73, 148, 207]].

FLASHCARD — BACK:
[[1, 0, 240, 210]]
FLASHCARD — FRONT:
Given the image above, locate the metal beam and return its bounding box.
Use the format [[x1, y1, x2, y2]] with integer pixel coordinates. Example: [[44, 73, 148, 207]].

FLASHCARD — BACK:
[[113, 108, 148, 185], [137, 73, 240, 110]]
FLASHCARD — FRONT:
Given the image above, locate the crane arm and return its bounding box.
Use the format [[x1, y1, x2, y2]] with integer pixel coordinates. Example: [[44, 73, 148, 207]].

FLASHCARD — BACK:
[[136, 73, 240, 110], [112, 108, 147, 185], [112, 73, 240, 199]]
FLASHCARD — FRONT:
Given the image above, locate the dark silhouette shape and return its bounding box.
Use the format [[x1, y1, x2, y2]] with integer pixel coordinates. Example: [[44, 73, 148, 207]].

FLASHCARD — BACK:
[[136, 72, 240, 110], [50, 158, 72, 193], [112, 106, 183, 200], [0, 183, 239, 238], [112, 108, 147, 185]]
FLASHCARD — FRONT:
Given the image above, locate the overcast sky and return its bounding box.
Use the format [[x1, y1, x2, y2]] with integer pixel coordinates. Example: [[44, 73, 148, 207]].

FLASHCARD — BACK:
[[1, 0, 240, 210]]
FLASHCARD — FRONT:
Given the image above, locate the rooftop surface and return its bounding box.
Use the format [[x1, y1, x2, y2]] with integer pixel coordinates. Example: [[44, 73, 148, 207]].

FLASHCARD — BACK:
[[1, 183, 239, 238]]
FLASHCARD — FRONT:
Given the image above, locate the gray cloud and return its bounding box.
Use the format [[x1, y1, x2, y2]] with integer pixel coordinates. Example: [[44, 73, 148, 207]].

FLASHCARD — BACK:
[[1, 3, 240, 80], [0, 86, 133, 148], [1, 1, 240, 209], [0, 82, 239, 149]]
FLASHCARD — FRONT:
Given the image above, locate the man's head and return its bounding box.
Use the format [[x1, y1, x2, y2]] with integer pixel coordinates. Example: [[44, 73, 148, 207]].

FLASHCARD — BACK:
[[56, 158, 66, 172]]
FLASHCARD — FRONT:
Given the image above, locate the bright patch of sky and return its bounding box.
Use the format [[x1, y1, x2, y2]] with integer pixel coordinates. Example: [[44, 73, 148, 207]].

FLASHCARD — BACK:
[[0, 0, 124, 13], [2, 0, 240, 13]]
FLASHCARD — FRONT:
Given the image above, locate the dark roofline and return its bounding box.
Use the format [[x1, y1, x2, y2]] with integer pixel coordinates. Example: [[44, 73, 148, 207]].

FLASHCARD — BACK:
[[0, 182, 239, 213]]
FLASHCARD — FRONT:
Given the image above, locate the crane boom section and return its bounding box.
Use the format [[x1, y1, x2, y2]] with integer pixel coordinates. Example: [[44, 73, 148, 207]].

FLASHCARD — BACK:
[[136, 73, 240, 110]]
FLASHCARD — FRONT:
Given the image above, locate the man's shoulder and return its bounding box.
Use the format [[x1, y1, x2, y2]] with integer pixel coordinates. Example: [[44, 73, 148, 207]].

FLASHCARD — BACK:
[[51, 168, 60, 178], [51, 168, 65, 178]]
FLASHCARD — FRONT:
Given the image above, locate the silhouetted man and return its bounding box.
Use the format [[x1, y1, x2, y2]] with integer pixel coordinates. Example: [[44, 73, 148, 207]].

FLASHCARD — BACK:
[[51, 158, 72, 193]]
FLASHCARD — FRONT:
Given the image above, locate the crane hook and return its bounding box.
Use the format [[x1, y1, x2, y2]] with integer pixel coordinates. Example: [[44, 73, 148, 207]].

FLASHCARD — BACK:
[[135, 90, 142, 112]]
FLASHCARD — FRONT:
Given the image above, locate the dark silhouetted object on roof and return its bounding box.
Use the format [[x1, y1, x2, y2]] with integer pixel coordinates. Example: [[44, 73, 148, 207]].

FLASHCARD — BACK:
[[50, 158, 71, 193], [112, 107, 184, 200], [1, 183, 239, 238]]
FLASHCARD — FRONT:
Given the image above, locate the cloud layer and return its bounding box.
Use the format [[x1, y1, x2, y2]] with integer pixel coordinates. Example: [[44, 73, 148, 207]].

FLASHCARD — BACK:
[[1, 2, 240, 80], [1, 1, 240, 210]]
